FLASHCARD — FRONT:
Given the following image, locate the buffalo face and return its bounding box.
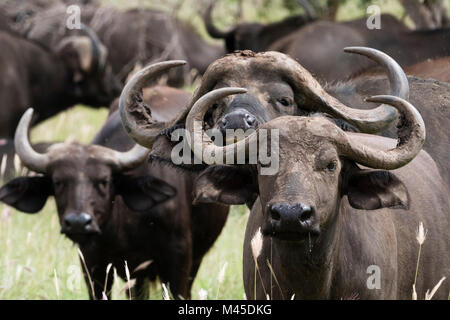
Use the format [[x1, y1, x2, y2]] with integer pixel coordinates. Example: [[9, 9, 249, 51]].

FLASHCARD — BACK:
[[258, 136, 341, 241], [0, 145, 176, 244], [0, 109, 176, 245], [204, 77, 299, 137], [56, 25, 122, 107]]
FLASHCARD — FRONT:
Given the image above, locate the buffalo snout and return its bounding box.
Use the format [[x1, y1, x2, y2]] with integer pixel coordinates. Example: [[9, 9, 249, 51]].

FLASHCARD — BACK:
[[62, 212, 100, 235], [219, 109, 259, 133], [266, 202, 320, 240]]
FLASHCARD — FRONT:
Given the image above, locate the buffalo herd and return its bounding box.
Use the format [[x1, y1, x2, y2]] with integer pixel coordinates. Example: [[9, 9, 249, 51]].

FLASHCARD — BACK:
[[0, 0, 449, 300]]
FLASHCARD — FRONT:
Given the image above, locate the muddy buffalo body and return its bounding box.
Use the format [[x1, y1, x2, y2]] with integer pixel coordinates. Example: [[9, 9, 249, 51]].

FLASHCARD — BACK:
[[0, 104, 228, 299], [181, 87, 450, 299]]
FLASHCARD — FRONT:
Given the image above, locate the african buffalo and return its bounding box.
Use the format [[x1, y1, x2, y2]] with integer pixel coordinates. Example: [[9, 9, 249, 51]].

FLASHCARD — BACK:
[[0, 105, 229, 299], [270, 21, 450, 82], [22, 3, 224, 86], [204, 1, 410, 82], [0, 26, 120, 179], [0, 27, 119, 138], [205, 2, 450, 83], [118, 48, 408, 176], [120, 48, 449, 189], [183, 87, 450, 299]]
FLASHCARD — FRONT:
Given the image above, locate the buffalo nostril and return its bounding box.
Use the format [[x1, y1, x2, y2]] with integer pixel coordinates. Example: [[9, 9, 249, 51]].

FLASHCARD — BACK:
[[80, 213, 92, 226], [244, 114, 256, 127], [270, 210, 281, 221], [64, 213, 92, 229], [221, 118, 227, 127], [299, 206, 313, 223]]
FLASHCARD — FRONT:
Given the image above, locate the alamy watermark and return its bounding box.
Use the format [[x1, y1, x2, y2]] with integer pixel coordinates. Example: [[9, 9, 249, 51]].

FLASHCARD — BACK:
[[367, 265, 381, 289], [170, 123, 280, 175], [366, 5, 381, 30], [66, 5, 81, 30]]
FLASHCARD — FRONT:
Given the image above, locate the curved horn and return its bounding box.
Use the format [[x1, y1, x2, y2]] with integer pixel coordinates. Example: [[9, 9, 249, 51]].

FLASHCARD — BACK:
[[340, 95, 425, 169], [97, 143, 150, 171], [344, 47, 409, 99], [119, 60, 187, 149], [14, 109, 50, 173], [203, 0, 231, 39], [80, 23, 104, 70], [186, 87, 253, 165], [285, 47, 409, 133]]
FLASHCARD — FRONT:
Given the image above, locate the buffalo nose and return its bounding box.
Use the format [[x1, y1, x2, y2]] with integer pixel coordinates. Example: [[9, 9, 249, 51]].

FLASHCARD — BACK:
[[244, 114, 256, 127], [270, 202, 315, 229], [64, 213, 92, 232], [220, 110, 259, 131]]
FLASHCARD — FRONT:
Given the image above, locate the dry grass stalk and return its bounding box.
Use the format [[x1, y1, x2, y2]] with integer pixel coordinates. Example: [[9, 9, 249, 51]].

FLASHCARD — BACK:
[[103, 263, 113, 295], [124, 261, 132, 300], [266, 259, 285, 300], [425, 277, 446, 300], [77, 248, 95, 299]]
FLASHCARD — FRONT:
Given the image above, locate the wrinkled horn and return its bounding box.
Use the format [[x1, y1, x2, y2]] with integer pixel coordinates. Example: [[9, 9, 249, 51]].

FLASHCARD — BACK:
[[186, 87, 253, 165], [119, 60, 187, 149], [339, 95, 425, 170], [287, 47, 409, 134], [14, 108, 50, 173], [203, 0, 231, 39]]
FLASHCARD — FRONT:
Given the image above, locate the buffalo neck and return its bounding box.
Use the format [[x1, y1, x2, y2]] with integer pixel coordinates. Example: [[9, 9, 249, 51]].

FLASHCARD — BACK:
[[272, 202, 343, 299]]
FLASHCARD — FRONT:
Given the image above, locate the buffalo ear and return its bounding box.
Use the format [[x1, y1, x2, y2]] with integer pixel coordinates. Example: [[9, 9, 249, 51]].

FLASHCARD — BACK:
[[0, 176, 53, 213], [194, 166, 257, 206], [116, 175, 177, 212], [347, 169, 409, 210]]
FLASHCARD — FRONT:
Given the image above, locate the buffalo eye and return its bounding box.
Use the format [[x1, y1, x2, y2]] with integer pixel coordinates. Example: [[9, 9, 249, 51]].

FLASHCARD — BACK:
[[53, 180, 65, 193], [325, 161, 337, 172], [278, 98, 292, 107], [95, 178, 109, 191]]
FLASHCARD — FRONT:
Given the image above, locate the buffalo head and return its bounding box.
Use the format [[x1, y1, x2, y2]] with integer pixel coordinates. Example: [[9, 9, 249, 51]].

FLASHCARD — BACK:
[[56, 24, 121, 107], [0, 109, 176, 244], [184, 88, 424, 241], [119, 48, 409, 160]]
